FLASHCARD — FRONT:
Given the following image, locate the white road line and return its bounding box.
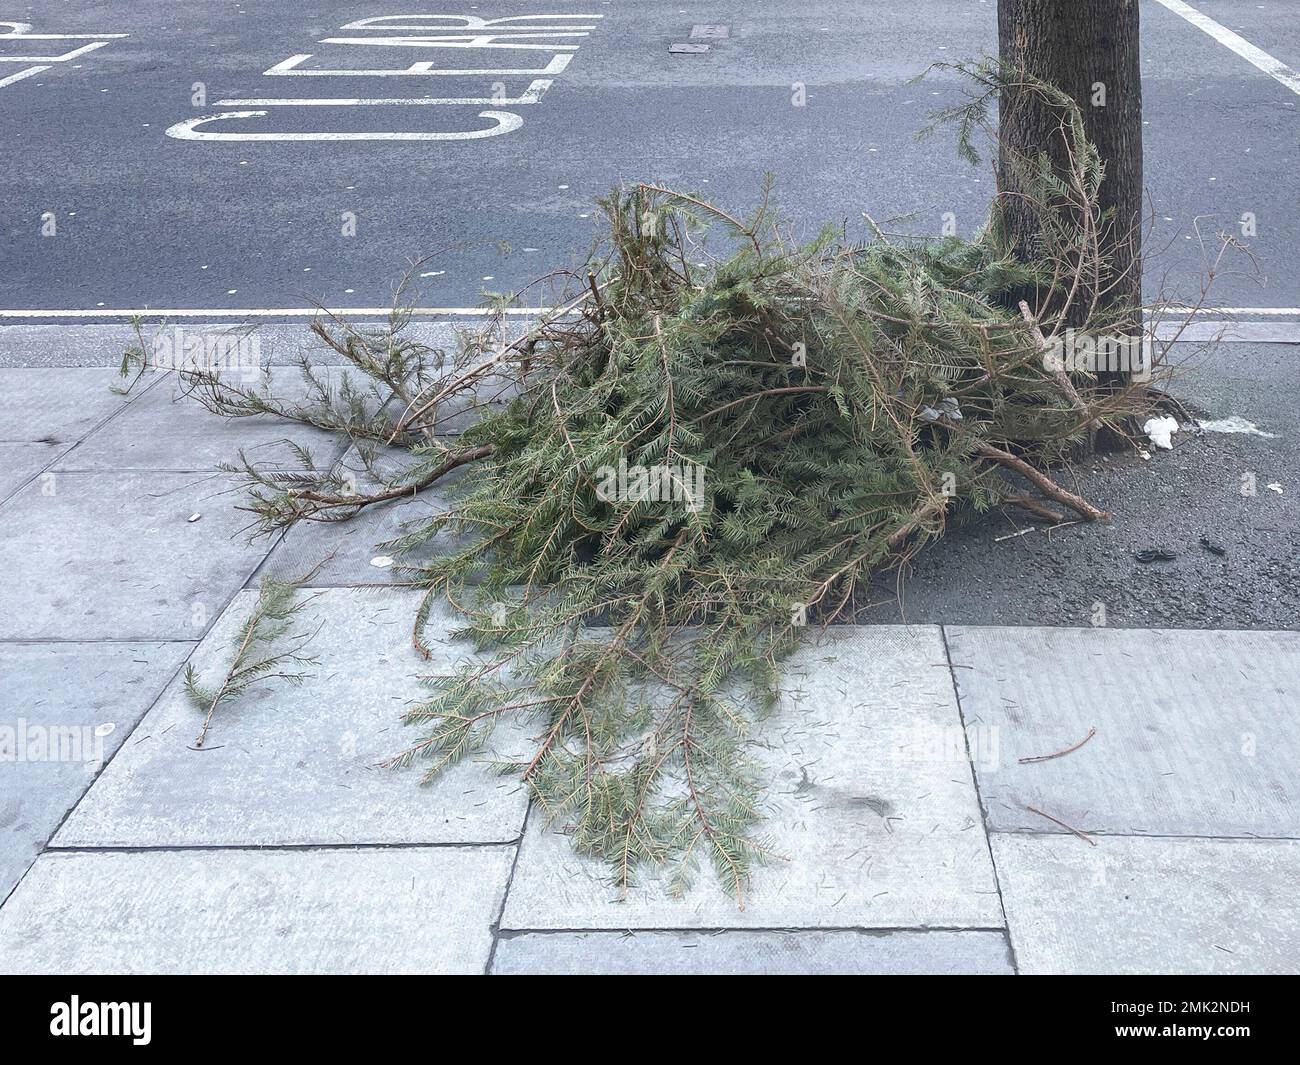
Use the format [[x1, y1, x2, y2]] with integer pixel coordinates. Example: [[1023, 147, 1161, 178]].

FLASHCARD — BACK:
[[216, 79, 552, 106], [1165, 306, 1300, 315], [0, 23, 128, 39], [339, 15, 601, 31], [0, 64, 49, 88], [1154, 0, 1300, 95], [0, 41, 110, 62], [264, 53, 573, 76], [320, 34, 587, 51], [0, 307, 547, 320], [166, 109, 523, 141]]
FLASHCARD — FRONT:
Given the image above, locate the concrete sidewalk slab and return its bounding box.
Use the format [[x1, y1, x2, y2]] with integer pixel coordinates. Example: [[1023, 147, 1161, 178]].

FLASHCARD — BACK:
[[58, 366, 364, 472], [948, 626, 1300, 838], [492, 928, 1013, 975], [0, 472, 270, 641], [0, 323, 468, 370], [0, 846, 513, 974], [993, 833, 1300, 975], [0, 367, 149, 444], [0, 325, 176, 370], [0, 441, 65, 502], [502, 625, 1002, 930], [0, 641, 192, 901], [56, 588, 530, 847]]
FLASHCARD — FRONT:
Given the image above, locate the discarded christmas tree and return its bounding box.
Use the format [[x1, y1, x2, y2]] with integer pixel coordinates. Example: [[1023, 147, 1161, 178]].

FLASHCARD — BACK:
[[124, 69, 1177, 900]]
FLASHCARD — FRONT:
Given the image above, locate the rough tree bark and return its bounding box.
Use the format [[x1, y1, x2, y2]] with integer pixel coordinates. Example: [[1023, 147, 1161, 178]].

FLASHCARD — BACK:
[[997, 0, 1143, 329]]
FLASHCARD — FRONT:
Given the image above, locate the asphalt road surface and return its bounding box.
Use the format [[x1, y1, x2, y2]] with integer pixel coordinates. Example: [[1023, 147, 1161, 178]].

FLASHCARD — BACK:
[[2, 0, 1299, 317]]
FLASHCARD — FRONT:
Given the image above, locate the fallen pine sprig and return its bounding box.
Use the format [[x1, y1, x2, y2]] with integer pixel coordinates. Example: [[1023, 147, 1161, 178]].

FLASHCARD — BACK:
[[185, 574, 320, 748]]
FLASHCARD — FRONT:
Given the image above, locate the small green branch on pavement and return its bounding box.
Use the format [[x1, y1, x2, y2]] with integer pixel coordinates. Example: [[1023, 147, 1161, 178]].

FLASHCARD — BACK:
[[185, 575, 320, 749]]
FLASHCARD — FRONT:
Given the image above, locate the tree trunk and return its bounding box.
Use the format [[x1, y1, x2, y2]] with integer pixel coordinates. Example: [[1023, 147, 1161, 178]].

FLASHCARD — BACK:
[[997, 0, 1143, 330]]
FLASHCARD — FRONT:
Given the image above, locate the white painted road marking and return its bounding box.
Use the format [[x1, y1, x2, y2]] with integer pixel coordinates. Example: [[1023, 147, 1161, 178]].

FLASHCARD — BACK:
[[179, 15, 603, 141], [166, 109, 523, 141], [1154, 0, 1300, 96], [338, 15, 601, 31], [0, 64, 49, 88], [264, 53, 574, 76], [321, 34, 590, 51], [1165, 306, 1300, 315], [0, 41, 110, 63], [0, 41, 111, 62], [0, 22, 128, 39], [0, 22, 124, 88], [216, 79, 553, 106], [0, 307, 547, 320]]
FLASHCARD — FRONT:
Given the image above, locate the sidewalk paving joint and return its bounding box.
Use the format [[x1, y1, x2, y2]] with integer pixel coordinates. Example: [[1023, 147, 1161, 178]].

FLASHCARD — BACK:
[[940, 624, 1020, 975]]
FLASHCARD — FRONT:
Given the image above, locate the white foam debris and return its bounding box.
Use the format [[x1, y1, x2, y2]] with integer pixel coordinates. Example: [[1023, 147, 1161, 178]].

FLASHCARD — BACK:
[[370, 555, 394, 569], [1143, 415, 1179, 450], [1197, 416, 1275, 438]]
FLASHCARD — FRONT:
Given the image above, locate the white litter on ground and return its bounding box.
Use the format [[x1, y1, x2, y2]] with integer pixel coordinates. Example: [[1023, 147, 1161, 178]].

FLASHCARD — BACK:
[[1143, 416, 1179, 450], [369, 556, 394, 569], [1267, 483, 1284, 494], [1197, 416, 1275, 438]]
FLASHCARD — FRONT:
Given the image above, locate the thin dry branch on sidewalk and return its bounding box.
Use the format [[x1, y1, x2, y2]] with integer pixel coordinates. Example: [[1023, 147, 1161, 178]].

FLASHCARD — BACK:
[[1026, 805, 1098, 846], [1019, 726, 1098, 764]]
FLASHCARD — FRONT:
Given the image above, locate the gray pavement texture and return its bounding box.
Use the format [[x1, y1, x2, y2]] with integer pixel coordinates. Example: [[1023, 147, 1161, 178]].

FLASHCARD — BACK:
[[0, 468, 266, 641], [0, 641, 193, 900], [993, 834, 1300, 975], [0, 322, 469, 369], [491, 929, 1015, 975], [55, 587, 532, 848], [56, 365, 350, 473], [0, 442, 66, 502], [948, 625, 1300, 838], [0, 847, 513, 974]]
